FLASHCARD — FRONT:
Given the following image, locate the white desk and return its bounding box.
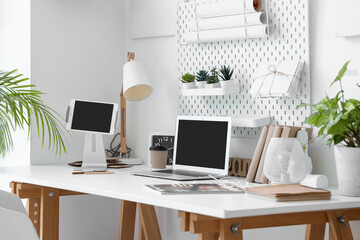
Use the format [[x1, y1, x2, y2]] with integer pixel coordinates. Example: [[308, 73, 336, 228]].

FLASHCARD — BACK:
[[1, 165, 360, 240]]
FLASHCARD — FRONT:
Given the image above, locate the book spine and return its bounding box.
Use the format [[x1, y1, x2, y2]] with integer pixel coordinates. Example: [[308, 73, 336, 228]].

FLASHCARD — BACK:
[[254, 125, 275, 183], [246, 126, 269, 182]]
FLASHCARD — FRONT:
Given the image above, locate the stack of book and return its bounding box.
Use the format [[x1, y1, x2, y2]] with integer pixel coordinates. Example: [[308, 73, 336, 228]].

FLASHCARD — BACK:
[[246, 125, 313, 184], [246, 184, 331, 202]]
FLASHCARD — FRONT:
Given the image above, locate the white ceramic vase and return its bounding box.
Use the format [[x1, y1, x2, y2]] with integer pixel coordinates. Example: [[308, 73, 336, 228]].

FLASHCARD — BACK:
[[220, 79, 235, 88], [204, 83, 220, 88], [182, 82, 195, 89], [195, 81, 206, 88], [334, 146, 360, 197]]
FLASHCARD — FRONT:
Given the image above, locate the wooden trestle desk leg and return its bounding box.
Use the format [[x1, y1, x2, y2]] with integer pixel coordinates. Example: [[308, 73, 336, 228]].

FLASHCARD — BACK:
[[119, 200, 137, 240], [138, 203, 162, 240], [27, 198, 41, 236], [118, 201, 161, 240], [40, 187, 60, 240], [327, 211, 353, 240], [178, 209, 360, 240], [139, 208, 145, 240], [305, 223, 326, 240], [10, 182, 41, 236], [10, 182, 85, 240]]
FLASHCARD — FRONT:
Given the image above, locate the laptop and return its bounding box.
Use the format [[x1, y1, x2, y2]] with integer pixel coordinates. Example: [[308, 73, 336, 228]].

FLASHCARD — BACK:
[[133, 115, 231, 181]]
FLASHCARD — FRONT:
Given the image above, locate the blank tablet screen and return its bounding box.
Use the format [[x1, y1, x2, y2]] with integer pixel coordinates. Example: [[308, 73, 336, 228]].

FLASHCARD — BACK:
[[71, 100, 114, 133]]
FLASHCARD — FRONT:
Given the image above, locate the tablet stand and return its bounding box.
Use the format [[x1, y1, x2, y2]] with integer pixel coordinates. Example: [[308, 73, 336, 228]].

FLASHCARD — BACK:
[[81, 133, 107, 171]]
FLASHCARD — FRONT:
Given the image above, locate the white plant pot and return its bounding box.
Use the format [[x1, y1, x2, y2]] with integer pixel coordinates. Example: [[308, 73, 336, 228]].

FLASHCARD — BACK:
[[182, 82, 195, 89], [334, 146, 360, 197], [220, 79, 235, 87], [195, 81, 206, 88], [204, 83, 220, 88]]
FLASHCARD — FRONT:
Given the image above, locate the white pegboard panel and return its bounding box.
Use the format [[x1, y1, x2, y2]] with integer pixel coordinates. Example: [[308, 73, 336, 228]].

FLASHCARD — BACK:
[[177, 0, 311, 138]]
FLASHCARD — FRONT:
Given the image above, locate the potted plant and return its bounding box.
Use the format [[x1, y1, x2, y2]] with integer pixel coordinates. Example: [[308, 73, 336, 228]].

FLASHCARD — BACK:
[[205, 68, 220, 88], [298, 61, 360, 196], [195, 70, 209, 88], [180, 73, 196, 89], [0, 69, 68, 157], [219, 65, 235, 87]]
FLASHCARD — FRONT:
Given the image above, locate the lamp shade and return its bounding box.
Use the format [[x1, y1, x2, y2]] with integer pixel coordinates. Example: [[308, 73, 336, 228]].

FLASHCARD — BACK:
[[123, 60, 152, 101], [263, 138, 307, 184]]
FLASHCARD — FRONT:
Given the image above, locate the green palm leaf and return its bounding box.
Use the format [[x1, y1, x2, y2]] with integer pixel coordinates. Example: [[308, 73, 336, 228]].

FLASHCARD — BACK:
[[0, 69, 70, 157]]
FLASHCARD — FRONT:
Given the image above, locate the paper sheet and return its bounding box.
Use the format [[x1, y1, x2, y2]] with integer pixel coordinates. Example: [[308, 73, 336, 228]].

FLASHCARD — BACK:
[[188, 12, 266, 31], [196, 0, 262, 18], [184, 25, 268, 44], [250, 61, 304, 98]]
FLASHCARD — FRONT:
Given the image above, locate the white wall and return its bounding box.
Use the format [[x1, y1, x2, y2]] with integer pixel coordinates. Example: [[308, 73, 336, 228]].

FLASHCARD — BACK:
[[30, 0, 126, 165], [30, 0, 126, 239], [309, 0, 360, 186], [0, 0, 31, 192], [309, 1, 360, 236], [0, 0, 31, 167]]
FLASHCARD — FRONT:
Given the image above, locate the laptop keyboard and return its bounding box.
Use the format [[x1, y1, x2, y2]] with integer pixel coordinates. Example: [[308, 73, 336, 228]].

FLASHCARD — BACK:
[[156, 169, 211, 177]]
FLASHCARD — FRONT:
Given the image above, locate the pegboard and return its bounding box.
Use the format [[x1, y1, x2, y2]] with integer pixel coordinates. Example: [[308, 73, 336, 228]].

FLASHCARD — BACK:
[[176, 0, 311, 138]]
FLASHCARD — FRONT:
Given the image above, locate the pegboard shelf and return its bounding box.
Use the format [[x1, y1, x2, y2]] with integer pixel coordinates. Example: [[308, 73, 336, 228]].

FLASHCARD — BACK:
[[232, 116, 271, 128], [177, 0, 311, 138], [181, 85, 240, 96]]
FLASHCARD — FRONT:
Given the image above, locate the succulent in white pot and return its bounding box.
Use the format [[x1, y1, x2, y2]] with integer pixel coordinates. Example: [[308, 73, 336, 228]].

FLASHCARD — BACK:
[[298, 61, 360, 196], [204, 68, 220, 88], [219, 65, 236, 87], [180, 73, 196, 89], [195, 70, 208, 88]]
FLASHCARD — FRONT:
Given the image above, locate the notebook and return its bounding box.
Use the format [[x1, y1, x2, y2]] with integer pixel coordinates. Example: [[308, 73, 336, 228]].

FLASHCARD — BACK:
[[133, 115, 232, 180], [246, 184, 331, 202]]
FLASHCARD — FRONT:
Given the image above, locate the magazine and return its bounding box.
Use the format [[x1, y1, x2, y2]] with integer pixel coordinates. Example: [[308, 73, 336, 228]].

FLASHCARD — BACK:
[[147, 183, 244, 195]]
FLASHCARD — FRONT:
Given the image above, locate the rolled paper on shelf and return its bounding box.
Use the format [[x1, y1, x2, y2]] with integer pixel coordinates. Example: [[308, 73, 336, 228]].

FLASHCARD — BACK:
[[246, 24, 268, 38], [188, 12, 267, 31], [184, 25, 268, 44], [196, 0, 263, 19]]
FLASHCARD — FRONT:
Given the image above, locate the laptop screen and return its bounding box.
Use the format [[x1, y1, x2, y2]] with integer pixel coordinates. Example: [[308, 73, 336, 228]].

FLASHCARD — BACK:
[[174, 118, 229, 170]]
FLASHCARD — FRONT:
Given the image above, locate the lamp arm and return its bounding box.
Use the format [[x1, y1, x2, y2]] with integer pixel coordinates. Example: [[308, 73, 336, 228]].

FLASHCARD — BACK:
[[120, 87, 127, 156], [120, 52, 135, 157]]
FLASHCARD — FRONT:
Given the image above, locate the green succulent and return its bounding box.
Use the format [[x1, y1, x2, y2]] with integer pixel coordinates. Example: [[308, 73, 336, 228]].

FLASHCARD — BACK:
[[206, 68, 219, 84], [181, 73, 195, 83], [219, 65, 234, 81], [196, 70, 209, 82]]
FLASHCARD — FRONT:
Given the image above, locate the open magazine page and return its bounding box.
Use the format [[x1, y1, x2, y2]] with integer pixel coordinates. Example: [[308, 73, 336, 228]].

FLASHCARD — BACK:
[[147, 183, 244, 195]]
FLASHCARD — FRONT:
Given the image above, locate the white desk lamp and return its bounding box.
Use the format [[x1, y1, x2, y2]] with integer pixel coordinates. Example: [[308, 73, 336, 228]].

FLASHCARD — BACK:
[[120, 52, 152, 164], [263, 138, 307, 184]]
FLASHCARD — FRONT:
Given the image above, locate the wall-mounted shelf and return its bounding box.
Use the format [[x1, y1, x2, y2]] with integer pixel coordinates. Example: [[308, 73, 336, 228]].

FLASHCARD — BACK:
[[181, 85, 240, 96], [232, 116, 271, 128], [177, 0, 311, 138]]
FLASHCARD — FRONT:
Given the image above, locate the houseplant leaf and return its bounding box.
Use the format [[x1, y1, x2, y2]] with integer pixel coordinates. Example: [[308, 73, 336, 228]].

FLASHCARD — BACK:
[[0, 70, 70, 157]]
